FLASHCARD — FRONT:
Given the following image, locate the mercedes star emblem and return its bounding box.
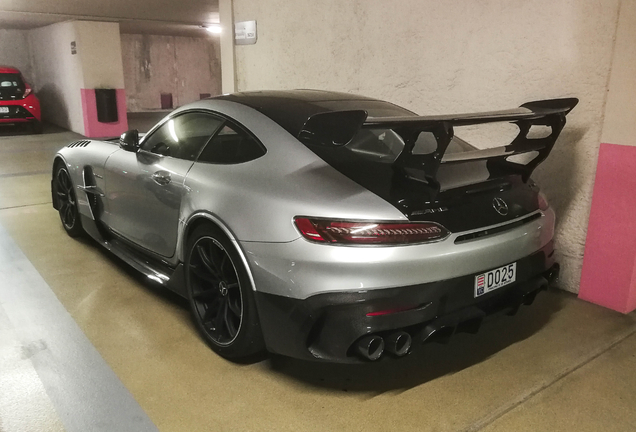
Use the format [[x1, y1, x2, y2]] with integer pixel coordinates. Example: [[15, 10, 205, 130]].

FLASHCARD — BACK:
[[492, 197, 509, 216]]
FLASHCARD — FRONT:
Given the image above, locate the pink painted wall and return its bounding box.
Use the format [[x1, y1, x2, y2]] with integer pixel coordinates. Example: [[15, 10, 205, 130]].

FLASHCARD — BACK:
[[81, 88, 129, 138], [578, 143, 636, 313]]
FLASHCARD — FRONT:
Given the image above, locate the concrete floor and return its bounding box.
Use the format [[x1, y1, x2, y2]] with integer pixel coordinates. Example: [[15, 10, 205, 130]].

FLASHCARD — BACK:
[[1, 119, 635, 432]]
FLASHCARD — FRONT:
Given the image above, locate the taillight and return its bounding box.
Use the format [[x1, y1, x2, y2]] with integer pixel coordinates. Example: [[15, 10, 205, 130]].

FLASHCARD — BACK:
[[294, 217, 449, 245], [22, 88, 32, 99], [538, 192, 549, 210]]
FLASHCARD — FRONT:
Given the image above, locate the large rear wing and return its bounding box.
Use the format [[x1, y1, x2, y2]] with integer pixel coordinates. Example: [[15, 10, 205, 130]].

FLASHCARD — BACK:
[[299, 97, 578, 189]]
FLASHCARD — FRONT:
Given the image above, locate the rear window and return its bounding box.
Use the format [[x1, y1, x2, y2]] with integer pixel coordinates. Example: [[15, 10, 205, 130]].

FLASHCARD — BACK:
[[299, 100, 476, 162], [345, 128, 476, 164], [315, 100, 415, 118], [0, 73, 24, 89], [0, 73, 25, 99]]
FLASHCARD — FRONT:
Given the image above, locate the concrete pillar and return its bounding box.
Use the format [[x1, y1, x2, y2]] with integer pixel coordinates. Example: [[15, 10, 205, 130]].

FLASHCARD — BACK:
[[29, 22, 86, 134], [219, 0, 237, 94], [579, 0, 636, 313], [29, 20, 128, 138], [75, 21, 128, 138]]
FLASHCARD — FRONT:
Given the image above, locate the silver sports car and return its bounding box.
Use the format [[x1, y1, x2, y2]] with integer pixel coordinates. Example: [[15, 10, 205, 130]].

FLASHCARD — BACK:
[[51, 90, 577, 362]]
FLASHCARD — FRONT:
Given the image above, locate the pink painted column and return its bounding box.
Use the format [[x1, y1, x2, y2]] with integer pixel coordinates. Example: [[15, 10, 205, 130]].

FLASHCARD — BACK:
[[80, 88, 129, 138], [578, 143, 636, 313]]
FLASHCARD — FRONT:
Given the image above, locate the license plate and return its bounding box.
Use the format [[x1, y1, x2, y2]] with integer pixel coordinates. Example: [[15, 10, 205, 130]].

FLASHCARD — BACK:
[[474, 262, 517, 297], [0, 107, 8, 113]]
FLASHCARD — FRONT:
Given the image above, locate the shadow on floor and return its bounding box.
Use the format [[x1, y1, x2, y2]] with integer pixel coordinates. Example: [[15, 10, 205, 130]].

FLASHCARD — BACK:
[[263, 290, 566, 393], [0, 122, 68, 138], [71, 224, 566, 394]]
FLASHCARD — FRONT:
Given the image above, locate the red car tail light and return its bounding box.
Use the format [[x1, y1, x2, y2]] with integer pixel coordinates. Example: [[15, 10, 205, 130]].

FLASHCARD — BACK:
[[22, 87, 32, 99], [294, 217, 449, 245]]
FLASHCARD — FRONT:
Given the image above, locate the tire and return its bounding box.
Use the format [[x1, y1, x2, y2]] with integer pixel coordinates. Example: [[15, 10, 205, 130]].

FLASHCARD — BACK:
[[185, 224, 265, 360], [54, 163, 83, 237]]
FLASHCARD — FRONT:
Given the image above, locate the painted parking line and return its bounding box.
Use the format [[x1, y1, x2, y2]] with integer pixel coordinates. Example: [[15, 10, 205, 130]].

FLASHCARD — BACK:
[[0, 222, 159, 432], [0, 170, 50, 179]]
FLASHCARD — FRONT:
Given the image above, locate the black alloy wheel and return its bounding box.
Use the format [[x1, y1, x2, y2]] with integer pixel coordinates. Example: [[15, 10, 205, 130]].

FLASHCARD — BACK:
[[185, 224, 265, 359], [55, 164, 83, 237], [189, 236, 243, 345]]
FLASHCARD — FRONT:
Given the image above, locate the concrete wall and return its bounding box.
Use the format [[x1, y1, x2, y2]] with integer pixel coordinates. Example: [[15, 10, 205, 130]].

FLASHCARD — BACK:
[[28, 21, 86, 134], [75, 21, 125, 90], [0, 29, 33, 83], [220, 0, 237, 93], [601, 0, 636, 147], [2, 22, 218, 132], [121, 34, 221, 112], [232, 0, 623, 293], [25, 21, 127, 136], [74, 21, 128, 138], [578, 0, 636, 312]]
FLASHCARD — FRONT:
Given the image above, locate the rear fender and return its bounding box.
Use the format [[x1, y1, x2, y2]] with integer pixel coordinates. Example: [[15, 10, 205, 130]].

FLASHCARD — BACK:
[[181, 212, 257, 292]]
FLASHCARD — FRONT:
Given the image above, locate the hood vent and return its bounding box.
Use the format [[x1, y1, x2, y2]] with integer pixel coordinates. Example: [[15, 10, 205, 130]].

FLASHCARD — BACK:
[[67, 140, 91, 148]]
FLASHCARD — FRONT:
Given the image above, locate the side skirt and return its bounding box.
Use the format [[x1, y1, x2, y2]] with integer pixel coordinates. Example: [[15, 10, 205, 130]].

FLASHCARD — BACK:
[[79, 214, 188, 298]]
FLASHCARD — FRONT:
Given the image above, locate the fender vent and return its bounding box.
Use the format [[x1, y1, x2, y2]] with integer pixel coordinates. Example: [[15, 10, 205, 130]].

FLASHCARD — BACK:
[[82, 166, 103, 220], [67, 140, 91, 148]]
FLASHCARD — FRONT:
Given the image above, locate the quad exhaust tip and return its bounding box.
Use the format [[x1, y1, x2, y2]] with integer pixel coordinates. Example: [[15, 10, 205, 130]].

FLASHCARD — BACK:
[[422, 324, 456, 344], [385, 331, 412, 357], [356, 335, 385, 361]]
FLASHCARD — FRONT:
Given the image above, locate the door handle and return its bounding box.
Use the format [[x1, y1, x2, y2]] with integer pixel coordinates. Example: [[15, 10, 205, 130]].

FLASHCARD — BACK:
[[151, 171, 171, 186]]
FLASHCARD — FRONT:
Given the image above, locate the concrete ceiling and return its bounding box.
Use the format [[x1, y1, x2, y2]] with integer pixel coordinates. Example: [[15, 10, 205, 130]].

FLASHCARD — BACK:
[[0, 0, 220, 37]]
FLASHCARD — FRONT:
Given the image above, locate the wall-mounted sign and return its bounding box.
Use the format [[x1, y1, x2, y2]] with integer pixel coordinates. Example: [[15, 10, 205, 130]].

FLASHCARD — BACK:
[[235, 21, 257, 45], [70, 41, 77, 55]]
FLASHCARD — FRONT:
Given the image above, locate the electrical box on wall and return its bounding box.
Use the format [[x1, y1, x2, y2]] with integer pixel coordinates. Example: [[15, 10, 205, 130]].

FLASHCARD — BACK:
[[235, 21, 257, 45]]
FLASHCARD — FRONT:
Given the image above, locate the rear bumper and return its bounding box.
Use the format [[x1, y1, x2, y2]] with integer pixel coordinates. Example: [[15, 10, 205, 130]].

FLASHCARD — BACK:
[[0, 118, 38, 124], [242, 209, 555, 300], [0, 95, 41, 122], [255, 242, 557, 362]]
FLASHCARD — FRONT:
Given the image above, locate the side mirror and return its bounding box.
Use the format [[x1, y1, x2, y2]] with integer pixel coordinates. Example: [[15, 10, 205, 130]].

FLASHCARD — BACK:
[[119, 129, 140, 152]]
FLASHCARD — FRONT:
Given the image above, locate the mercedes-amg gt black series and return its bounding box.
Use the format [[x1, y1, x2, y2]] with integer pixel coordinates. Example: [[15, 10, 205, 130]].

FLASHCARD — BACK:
[[52, 90, 577, 362]]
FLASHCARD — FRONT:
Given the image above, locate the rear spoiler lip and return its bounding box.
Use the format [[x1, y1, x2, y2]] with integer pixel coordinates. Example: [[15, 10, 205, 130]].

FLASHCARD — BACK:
[[363, 97, 579, 128]]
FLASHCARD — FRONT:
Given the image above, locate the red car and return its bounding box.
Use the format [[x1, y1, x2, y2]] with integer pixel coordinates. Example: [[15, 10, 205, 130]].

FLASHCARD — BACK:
[[0, 66, 42, 133]]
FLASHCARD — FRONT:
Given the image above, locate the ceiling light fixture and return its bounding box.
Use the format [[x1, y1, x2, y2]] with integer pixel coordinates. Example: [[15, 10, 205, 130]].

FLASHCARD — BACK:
[[203, 24, 222, 34]]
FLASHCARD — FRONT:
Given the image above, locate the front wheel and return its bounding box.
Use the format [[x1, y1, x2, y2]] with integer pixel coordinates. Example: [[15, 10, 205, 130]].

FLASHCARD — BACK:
[[185, 224, 265, 360], [54, 164, 83, 237]]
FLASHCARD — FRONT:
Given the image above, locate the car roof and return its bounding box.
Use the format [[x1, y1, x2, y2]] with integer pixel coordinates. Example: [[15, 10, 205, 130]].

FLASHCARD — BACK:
[[213, 90, 412, 139], [0, 66, 21, 74], [216, 89, 377, 105]]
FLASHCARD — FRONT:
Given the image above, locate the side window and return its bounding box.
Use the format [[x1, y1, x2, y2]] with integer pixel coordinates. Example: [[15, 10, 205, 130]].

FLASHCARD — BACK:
[[141, 112, 223, 160], [197, 122, 266, 164]]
